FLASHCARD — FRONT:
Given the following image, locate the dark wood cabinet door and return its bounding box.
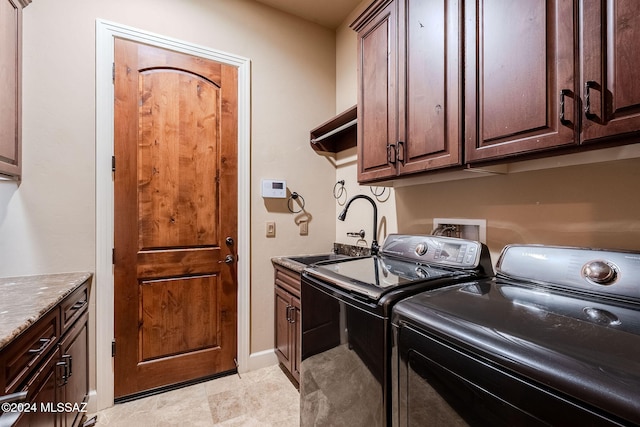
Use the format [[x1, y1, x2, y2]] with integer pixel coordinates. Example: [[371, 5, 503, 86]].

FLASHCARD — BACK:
[[464, 0, 577, 162], [59, 314, 88, 427], [580, 0, 640, 143], [291, 297, 301, 382], [275, 286, 293, 367], [0, 0, 22, 179], [15, 352, 59, 427], [355, 0, 399, 182], [398, 0, 462, 174]]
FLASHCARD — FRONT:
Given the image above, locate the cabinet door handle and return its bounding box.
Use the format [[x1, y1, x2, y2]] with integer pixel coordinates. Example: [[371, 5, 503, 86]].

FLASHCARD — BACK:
[[64, 354, 73, 377], [397, 141, 405, 164], [559, 89, 570, 124], [387, 143, 397, 165], [285, 306, 296, 324], [584, 80, 596, 118], [57, 361, 69, 386], [28, 338, 51, 354]]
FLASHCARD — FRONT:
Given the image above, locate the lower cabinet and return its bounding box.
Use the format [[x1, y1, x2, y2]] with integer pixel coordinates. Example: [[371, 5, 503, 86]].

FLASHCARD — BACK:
[[273, 265, 301, 384], [1, 279, 90, 427], [57, 313, 89, 427]]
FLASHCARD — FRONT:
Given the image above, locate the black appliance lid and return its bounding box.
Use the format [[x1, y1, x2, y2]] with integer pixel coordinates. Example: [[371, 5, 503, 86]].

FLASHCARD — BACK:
[[304, 256, 463, 301], [393, 280, 640, 425]]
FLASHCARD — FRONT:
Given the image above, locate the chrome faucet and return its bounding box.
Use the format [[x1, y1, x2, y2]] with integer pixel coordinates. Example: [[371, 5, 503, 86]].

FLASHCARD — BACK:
[[338, 194, 379, 255]]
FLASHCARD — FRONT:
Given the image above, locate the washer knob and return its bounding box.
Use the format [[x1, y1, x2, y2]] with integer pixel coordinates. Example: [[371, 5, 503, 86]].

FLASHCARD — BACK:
[[415, 242, 428, 256], [582, 261, 617, 285]]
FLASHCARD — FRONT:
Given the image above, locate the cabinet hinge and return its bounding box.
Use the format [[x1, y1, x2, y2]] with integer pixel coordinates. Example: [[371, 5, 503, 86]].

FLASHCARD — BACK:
[[111, 340, 116, 357], [111, 156, 116, 173]]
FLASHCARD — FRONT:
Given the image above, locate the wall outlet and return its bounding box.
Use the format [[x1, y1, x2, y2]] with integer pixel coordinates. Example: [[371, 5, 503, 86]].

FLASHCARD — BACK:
[[432, 218, 487, 243]]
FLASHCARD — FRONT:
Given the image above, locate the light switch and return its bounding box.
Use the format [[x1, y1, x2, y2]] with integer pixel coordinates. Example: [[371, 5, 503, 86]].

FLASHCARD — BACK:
[[266, 221, 276, 238], [299, 220, 308, 236]]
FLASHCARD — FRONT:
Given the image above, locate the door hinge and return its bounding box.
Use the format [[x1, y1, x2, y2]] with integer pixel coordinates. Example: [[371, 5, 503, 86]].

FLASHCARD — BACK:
[[111, 340, 116, 357], [111, 156, 116, 173], [112, 62, 115, 84], [112, 248, 115, 265]]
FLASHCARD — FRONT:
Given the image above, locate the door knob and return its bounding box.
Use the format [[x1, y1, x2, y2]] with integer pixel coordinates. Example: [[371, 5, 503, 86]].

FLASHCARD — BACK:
[[224, 255, 235, 264], [225, 237, 234, 246]]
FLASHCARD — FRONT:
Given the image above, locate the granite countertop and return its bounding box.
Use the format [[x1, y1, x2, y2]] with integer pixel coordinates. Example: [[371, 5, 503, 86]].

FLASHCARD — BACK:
[[0, 272, 93, 350], [271, 256, 307, 273]]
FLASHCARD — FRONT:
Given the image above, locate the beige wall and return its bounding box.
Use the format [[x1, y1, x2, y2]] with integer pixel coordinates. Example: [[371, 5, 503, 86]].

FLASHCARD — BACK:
[[395, 158, 640, 261], [334, 4, 640, 258], [0, 0, 338, 377]]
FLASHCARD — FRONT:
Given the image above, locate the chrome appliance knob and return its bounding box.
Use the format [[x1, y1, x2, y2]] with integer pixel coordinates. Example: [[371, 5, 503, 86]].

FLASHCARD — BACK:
[[582, 260, 616, 285]]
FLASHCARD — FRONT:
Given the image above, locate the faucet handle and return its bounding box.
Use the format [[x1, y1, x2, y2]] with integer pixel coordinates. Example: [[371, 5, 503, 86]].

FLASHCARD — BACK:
[[347, 230, 366, 239]]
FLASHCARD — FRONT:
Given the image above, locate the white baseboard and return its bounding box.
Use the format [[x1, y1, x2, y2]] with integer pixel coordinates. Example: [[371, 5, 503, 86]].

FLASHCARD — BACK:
[[245, 349, 278, 373], [86, 389, 98, 413]]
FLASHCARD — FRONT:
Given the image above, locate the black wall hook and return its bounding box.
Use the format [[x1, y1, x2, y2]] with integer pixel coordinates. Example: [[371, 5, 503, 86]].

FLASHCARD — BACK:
[[287, 192, 305, 213]]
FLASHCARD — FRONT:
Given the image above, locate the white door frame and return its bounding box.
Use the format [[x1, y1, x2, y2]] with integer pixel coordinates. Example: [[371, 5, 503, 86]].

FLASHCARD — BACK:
[[95, 19, 251, 410]]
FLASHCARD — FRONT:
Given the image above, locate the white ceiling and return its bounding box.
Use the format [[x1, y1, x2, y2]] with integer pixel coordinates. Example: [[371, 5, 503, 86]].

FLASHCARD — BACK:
[[254, 0, 364, 29]]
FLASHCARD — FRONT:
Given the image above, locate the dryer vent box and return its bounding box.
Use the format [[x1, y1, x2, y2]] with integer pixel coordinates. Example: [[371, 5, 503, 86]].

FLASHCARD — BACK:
[[432, 218, 487, 243]]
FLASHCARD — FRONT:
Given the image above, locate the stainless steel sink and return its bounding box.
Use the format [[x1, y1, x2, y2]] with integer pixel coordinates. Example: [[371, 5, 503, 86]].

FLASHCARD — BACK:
[[286, 253, 352, 266]]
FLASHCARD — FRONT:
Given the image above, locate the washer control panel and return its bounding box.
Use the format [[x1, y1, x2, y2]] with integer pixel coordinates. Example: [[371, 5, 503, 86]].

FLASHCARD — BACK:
[[497, 244, 640, 300], [381, 234, 483, 269]]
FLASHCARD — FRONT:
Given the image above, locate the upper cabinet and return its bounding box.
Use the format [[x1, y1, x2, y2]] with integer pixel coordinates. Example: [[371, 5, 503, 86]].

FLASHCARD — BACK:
[[580, 0, 640, 143], [0, 0, 29, 180], [352, 0, 399, 182], [351, 0, 640, 184], [352, 0, 462, 183], [464, 0, 578, 163]]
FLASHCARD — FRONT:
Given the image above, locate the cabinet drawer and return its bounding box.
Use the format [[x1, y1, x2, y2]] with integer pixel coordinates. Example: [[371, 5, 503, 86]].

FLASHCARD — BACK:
[[274, 267, 301, 297], [1, 309, 59, 394], [60, 282, 89, 331]]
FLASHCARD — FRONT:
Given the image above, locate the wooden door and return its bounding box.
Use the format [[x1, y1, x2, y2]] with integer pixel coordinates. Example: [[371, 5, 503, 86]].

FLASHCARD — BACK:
[[397, 0, 462, 175], [353, 0, 399, 183], [464, 0, 577, 163], [113, 38, 238, 398], [580, 0, 640, 143]]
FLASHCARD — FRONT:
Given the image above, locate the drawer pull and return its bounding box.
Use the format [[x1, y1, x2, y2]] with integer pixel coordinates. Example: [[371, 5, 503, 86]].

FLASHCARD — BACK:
[[71, 300, 87, 310], [27, 338, 51, 354]]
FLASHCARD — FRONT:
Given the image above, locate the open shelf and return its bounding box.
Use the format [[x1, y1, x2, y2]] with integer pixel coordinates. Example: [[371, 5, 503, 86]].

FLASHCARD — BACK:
[[309, 105, 357, 153]]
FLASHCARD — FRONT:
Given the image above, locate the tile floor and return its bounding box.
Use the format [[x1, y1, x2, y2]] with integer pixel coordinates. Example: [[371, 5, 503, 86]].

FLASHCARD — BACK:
[[91, 365, 299, 426]]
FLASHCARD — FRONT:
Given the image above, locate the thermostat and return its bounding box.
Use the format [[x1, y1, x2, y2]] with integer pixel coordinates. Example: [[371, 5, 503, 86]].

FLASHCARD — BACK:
[[261, 179, 287, 198]]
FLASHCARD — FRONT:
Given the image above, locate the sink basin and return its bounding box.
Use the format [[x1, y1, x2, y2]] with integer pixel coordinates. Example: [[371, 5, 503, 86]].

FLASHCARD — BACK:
[[286, 253, 352, 266]]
